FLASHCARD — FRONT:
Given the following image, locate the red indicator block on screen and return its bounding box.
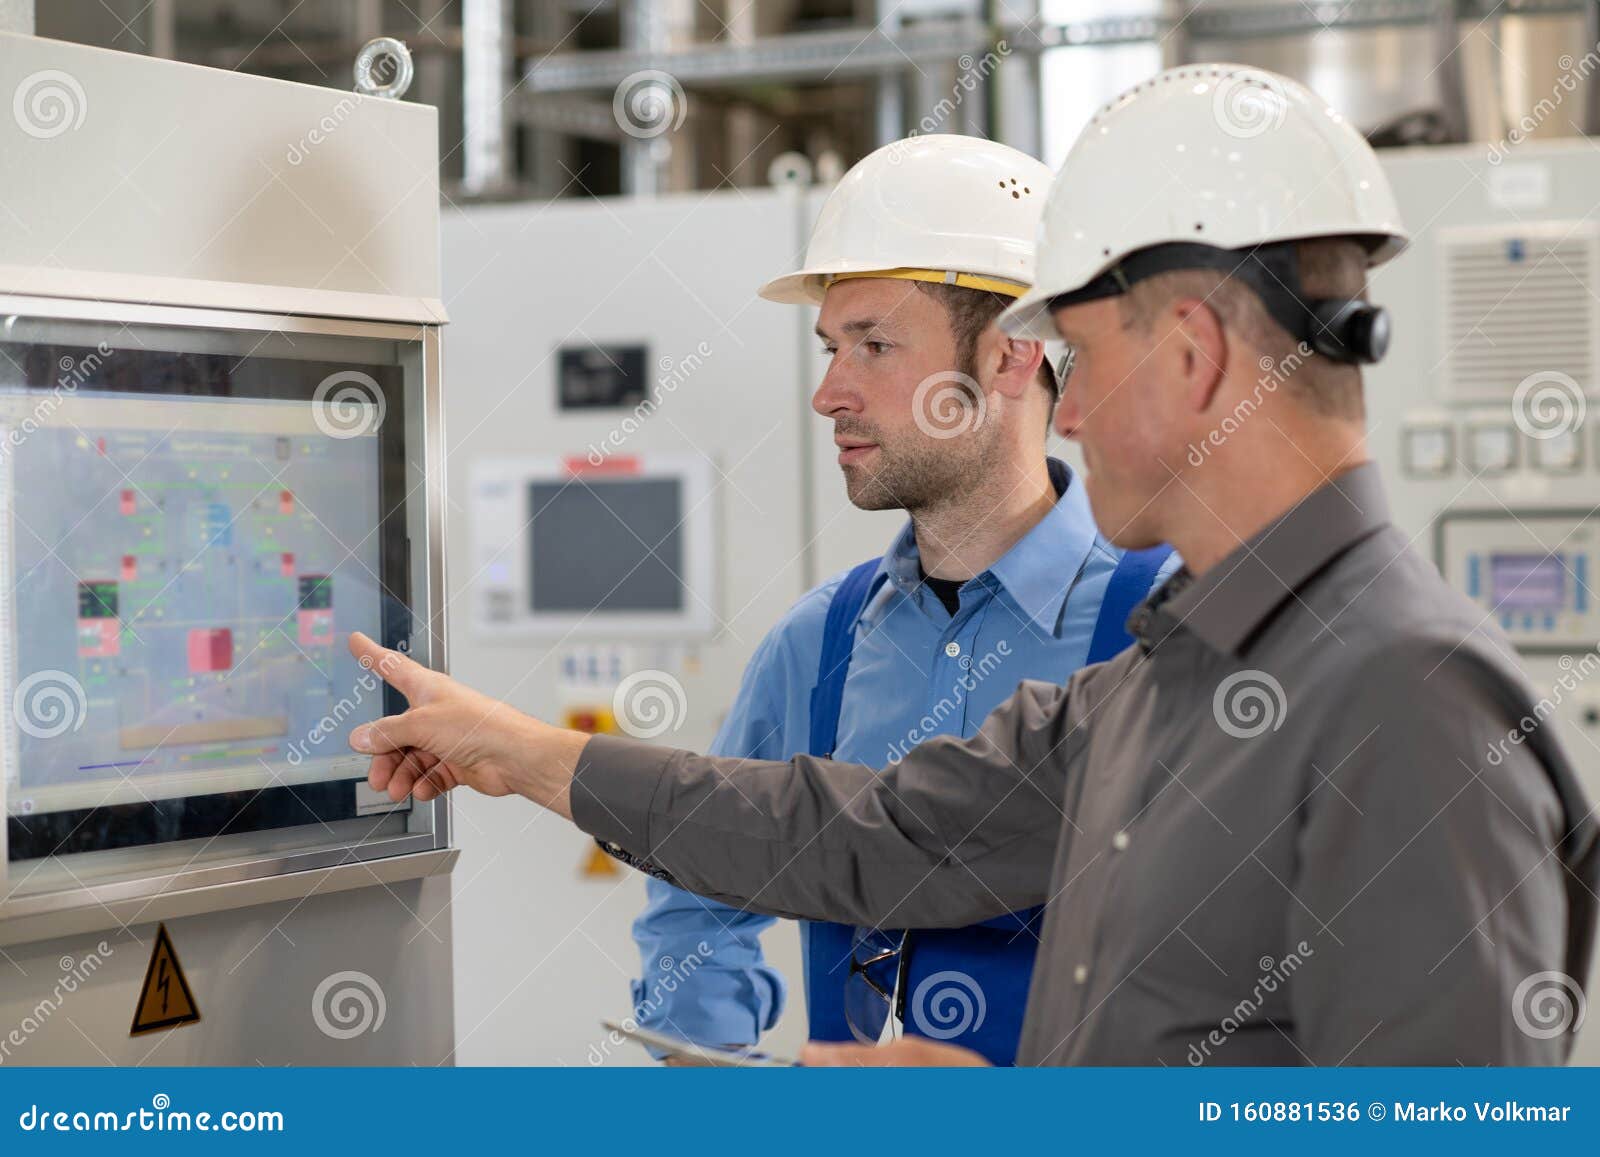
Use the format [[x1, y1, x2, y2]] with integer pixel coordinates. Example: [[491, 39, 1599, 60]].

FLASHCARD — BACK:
[[281, 552, 295, 577], [280, 491, 294, 515], [120, 490, 136, 515], [187, 628, 233, 673], [121, 555, 137, 582], [297, 609, 333, 646], [78, 618, 119, 658]]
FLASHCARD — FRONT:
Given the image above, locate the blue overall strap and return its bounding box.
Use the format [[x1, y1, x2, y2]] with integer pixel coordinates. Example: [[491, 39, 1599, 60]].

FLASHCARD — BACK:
[[1085, 545, 1175, 664], [806, 559, 883, 757], [803, 558, 883, 1042]]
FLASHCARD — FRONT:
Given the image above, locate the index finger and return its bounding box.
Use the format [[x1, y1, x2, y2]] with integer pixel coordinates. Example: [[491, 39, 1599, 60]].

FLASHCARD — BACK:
[[348, 631, 429, 698]]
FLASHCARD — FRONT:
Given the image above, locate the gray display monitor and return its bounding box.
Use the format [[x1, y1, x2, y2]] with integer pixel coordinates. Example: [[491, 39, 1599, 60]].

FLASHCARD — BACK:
[[528, 477, 686, 614]]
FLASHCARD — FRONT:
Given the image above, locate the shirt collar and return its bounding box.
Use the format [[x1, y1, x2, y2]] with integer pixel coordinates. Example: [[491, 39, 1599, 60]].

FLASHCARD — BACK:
[[1142, 461, 1393, 656], [882, 457, 1101, 632]]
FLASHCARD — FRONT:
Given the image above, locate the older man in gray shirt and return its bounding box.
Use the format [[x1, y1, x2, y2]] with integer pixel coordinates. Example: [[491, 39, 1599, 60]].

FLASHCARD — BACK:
[[347, 67, 1598, 1066]]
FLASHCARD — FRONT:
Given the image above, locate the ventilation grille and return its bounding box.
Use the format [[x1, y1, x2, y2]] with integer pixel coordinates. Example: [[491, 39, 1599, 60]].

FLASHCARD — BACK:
[[1439, 223, 1600, 402]]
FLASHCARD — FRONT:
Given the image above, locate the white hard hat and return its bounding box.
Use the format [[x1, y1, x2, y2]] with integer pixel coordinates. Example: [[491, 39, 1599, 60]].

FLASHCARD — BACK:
[[1000, 64, 1409, 345], [760, 135, 1053, 306]]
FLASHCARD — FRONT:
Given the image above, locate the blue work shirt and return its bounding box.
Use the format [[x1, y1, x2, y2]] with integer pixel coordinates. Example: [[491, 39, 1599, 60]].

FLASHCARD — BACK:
[[629, 457, 1181, 1050]]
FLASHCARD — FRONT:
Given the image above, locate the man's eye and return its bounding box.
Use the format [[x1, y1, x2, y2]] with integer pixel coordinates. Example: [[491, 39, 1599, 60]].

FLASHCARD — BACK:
[[820, 344, 837, 356], [865, 341, 890, 355]]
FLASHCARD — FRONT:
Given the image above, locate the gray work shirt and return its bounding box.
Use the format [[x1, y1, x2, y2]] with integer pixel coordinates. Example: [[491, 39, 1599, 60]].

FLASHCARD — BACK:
[[573, 463, 1598, 1065]]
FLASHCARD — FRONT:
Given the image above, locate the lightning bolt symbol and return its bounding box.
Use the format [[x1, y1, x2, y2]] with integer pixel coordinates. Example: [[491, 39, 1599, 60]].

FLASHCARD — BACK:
[[157, 959, 171, 1014]]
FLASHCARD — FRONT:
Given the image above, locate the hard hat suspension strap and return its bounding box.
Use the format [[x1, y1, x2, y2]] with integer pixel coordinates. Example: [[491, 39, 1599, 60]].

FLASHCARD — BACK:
[[826, 267, 1030, 299], [1047, 242, 1391, 365]]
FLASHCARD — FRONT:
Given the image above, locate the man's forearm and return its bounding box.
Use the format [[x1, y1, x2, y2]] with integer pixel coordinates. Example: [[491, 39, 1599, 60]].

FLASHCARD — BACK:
[[566, 731, 1058, 928], [507, 718, 590, 820]]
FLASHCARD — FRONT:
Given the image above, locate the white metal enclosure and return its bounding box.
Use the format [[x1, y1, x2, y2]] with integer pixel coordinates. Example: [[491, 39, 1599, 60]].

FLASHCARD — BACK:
[[0, 32, 456, 1066]]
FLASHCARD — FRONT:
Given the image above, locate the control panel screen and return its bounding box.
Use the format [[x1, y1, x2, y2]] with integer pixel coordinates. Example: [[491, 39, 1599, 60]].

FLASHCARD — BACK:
[[1489, 552, 1566, 612], [528, 477, 685, 613], [0, 324, 418, 868]]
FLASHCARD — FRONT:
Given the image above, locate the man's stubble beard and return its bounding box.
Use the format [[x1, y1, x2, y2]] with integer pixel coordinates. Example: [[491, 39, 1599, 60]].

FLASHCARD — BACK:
[[841, 417, 993, 514]]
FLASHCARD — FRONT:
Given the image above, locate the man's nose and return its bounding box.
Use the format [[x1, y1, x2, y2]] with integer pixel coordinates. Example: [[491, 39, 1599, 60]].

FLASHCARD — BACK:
[[812, 359, 862, 418], [1052, 385, 1081, 440]]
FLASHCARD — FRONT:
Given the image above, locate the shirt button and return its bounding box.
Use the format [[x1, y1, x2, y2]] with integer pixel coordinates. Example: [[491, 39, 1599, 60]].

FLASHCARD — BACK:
[[1073, 963, 1089, 985], [944, 641, 961, 658], [1112, 830, 1130, 851]]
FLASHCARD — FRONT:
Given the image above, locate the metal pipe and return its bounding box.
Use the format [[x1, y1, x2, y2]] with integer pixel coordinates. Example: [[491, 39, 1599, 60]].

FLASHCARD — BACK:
[[462, 0, 513, 196]]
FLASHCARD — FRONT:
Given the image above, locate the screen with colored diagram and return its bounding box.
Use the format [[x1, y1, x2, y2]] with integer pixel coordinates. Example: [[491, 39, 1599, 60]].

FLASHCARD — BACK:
[[5, 396, 383, 813], [0, 320, 421, 873]]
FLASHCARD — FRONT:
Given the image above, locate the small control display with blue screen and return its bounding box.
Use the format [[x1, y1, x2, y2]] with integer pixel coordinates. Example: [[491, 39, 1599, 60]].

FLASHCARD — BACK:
[[1490, 553, 1567, 612]]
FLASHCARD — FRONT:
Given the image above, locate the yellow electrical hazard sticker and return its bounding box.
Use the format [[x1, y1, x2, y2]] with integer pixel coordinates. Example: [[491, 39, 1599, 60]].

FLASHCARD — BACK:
[[130, 924, 200, 1036], [580, 843, 623, 879]]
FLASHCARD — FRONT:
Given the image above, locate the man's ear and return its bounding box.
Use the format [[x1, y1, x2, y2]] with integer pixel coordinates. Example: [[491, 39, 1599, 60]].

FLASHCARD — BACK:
[[1172, 298, 1227, 414], [986, 329, 1045, 401]]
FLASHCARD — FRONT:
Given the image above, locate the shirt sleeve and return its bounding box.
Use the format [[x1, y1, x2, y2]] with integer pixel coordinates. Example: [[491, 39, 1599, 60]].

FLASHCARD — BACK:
[[628, 624, 789, 1047], [1289, 639, 1575, 1065], [576, 676, 1081, 929]]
